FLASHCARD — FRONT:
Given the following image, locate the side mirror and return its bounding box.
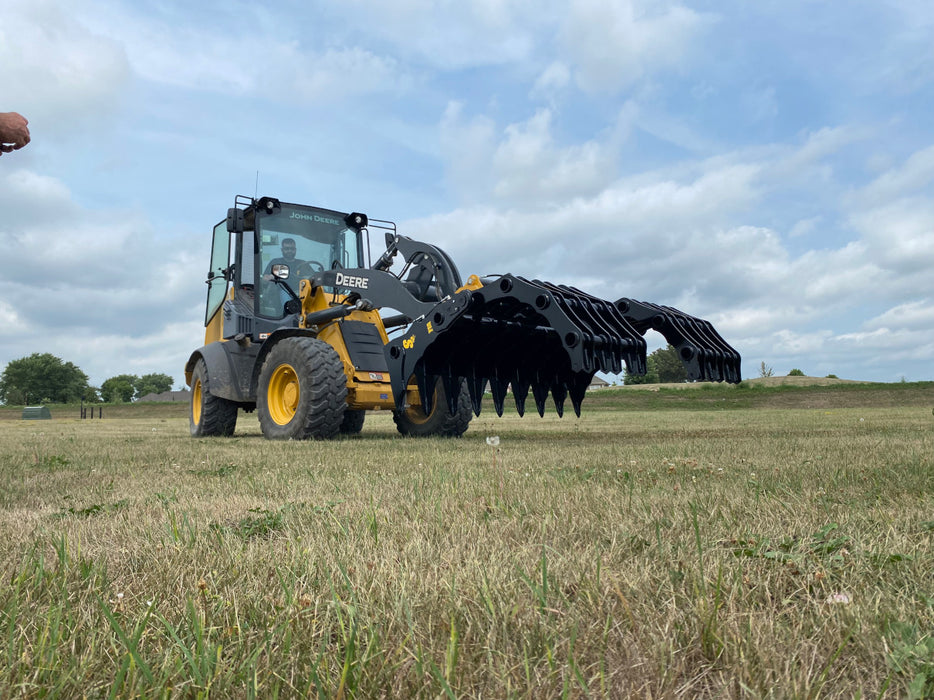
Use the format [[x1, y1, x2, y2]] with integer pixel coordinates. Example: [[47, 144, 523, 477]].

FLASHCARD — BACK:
[[227, 208, 244, 233], [271, 264, 290, 280]]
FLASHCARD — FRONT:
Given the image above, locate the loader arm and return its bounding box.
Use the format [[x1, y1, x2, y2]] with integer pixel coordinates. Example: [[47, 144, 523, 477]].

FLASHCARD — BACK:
[[308, 267, 439, 322]]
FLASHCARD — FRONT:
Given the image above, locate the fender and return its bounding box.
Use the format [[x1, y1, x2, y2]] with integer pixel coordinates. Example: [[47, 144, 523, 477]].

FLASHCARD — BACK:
[[185, 340, 259, 403]]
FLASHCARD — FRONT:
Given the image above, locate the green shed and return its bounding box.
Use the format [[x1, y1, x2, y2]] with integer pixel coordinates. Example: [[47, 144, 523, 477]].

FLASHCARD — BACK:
[[22, 406, 52, 420]]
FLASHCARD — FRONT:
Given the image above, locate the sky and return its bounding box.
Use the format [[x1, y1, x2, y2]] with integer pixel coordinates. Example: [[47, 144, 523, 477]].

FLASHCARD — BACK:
[[1, 0, 932, 392]]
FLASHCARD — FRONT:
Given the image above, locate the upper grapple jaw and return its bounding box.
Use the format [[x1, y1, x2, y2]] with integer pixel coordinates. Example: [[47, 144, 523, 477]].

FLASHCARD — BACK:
[[614, 298, 742, 384]]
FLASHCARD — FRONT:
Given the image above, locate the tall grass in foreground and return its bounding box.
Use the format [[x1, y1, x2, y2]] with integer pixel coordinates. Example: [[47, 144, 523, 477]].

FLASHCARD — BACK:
[[0, 405, 932, 697]]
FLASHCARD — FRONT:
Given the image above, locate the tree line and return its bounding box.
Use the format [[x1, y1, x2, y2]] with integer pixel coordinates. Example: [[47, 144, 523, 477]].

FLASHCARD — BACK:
[[623, 344, 689, 384], [0, 353, 176, 405]]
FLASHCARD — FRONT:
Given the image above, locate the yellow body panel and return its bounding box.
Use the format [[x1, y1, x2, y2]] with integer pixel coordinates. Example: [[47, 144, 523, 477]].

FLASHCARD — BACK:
[[299, 282, 398, 411], [203, 288, 234, 346]]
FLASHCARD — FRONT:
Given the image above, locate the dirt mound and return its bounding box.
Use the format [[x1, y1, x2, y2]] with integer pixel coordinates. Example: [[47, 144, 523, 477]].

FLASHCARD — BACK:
[[619, 375, 870, 391], [740, 375, 869, 387]]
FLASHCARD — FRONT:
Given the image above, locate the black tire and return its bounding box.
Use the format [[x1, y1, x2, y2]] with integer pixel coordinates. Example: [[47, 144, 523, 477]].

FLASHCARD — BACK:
[[393, 378, 472, 437], [339, 409, 366, 435], [257, 337, 347, 440], [190, 358, 238, 437]]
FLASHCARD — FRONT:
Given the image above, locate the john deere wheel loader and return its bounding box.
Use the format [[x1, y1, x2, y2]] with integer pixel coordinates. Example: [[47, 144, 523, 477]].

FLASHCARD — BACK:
[[185, 196, 741, 440]]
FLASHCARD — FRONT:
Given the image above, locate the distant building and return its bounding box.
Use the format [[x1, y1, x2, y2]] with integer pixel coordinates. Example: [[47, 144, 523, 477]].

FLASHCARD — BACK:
[[137, 390, 191, 403], [588, 376, 610, 390]]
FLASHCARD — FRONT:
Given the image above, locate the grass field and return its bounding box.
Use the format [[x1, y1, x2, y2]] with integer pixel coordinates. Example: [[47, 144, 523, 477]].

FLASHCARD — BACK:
[[1, 382, 932, 697]]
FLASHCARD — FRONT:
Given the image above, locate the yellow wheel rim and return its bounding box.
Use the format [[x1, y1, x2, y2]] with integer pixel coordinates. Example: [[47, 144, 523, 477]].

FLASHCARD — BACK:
[[404, 382, 437, 424], [268, 363, 300, 425], [192, 378, 203, 425]]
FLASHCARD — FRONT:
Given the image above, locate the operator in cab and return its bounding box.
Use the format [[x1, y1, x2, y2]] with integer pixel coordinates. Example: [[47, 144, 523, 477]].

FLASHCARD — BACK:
[[263, 237, 305, 294]]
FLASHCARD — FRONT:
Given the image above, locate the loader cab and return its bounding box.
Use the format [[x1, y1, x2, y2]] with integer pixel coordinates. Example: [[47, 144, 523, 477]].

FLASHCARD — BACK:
[[204, 197, 367, 342], [251, 198, 363, 316]]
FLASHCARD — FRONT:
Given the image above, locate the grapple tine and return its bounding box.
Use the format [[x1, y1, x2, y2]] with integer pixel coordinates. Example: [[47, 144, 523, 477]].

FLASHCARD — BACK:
[[441, 369, 462, 415], [512, 369, 530, 417], [490, 370, 509, 417], [532, 374, 549, 417], [415, 363, 436, 417], [568, 372, 590, 418], [466, 369, 487, 416], [551, 380, 567, 417]]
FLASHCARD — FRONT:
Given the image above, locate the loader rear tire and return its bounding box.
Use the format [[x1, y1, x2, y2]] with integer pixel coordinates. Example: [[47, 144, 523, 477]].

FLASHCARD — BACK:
[[339, 409, 366, 435], [393, 378, 472, 437], [257, 337, 347, 440], [190, 358, 238, 437]]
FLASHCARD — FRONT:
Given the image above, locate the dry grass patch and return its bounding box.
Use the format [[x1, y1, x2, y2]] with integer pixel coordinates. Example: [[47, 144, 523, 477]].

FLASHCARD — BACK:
[[1, 405, 932, 697]]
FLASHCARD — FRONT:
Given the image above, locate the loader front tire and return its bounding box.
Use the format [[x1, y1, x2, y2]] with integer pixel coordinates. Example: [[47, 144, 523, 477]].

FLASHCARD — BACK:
[[190, 358, 238, 437], [339, 409, 366, 435], [257, 337, 347, 440], [393, 378, 472, 437]]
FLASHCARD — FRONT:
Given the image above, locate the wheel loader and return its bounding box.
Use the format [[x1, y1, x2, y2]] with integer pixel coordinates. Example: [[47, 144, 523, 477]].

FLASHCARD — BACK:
[[185, 195, 741, 439]]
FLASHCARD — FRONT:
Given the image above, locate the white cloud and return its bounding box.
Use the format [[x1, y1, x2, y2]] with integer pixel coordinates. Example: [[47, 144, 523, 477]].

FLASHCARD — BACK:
[[334, 0, 542, 70], [788, 216, 821, 237], [855, 144, 934, 205], [0, 0, 131, 134], [439, 102, 498, 202], [0, 170, 77, 225], [833, 327, 934, 359], [531, 61, 571, 102], [864, 300, 934, 332], [560, 0, 711, 93], [491, 110, 616, 203], [849, 199, 934, 271], [59, 1, 410, 103]]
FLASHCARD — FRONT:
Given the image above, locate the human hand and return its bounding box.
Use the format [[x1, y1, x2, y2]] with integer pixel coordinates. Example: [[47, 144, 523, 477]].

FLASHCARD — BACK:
[[0, 112, 31, 156]]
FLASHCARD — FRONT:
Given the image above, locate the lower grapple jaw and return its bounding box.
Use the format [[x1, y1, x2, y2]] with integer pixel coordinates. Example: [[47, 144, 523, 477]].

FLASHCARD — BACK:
[[385, 276, 741, 418]]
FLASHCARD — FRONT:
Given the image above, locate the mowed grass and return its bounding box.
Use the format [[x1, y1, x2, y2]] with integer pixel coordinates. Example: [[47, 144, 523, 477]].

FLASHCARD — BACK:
[[1, 389, 932, 697]]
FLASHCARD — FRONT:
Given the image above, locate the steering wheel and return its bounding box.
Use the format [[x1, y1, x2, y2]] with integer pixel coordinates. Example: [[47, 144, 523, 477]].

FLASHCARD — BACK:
[[296, 260, 325, 277]]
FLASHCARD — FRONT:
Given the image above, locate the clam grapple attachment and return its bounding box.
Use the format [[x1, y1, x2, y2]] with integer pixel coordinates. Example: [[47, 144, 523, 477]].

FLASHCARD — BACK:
[[383, 274, 742, 420], [186, 195, 742, 440]]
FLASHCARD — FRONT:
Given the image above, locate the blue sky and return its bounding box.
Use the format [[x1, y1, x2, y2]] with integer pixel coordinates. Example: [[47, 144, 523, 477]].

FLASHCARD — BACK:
[[2, 0, 932, 390]]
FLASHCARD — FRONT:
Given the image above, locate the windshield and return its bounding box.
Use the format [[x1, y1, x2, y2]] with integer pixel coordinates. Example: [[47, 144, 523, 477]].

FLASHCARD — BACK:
[[255, 204, 363, 317]]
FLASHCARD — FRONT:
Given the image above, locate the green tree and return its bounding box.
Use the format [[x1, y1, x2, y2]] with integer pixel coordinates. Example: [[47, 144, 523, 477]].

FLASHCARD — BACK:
[[624, 354, 659, 385], [652, 344, 688, 383], [0, 353, 91, 405], [788, 368, 805, 376], [134, 373, 174, 399], [100, 374, 137, 403]]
